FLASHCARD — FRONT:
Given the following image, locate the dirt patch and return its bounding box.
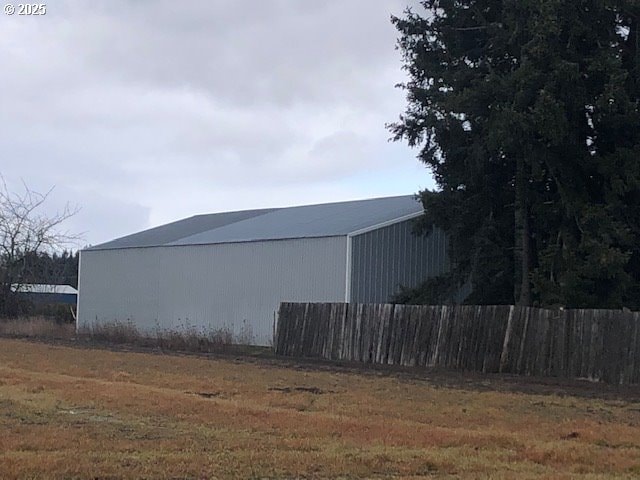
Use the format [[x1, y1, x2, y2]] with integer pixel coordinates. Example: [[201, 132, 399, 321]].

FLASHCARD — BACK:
[[268, 386, 334, 395], [185, 391, 221, 399]]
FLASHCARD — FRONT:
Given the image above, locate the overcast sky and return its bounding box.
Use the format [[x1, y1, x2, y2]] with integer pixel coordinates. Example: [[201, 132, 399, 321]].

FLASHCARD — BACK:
[[0, 0, 432, 247]]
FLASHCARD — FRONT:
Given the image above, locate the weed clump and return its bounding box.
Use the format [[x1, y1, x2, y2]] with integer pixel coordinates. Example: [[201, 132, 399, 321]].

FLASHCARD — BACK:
[[0, 316, 75, 339], [77, 320, 238, 353]]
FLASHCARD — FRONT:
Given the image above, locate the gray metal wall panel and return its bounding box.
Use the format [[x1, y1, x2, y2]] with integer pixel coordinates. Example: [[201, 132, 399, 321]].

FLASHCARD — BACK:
[[77, 237, 347, 346], [350, 220, 448, 303]]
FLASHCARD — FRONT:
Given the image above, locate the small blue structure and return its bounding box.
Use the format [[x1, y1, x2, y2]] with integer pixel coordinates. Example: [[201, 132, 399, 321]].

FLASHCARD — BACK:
[[12, 284, 78, 305]]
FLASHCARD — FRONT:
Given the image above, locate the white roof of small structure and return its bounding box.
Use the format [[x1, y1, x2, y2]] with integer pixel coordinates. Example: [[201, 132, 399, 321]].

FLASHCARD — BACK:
[[12, 284, 78, 295]]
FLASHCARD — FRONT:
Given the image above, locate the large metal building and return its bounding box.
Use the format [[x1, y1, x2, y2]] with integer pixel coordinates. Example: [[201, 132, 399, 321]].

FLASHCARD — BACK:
[[77, 195, 448, 345]]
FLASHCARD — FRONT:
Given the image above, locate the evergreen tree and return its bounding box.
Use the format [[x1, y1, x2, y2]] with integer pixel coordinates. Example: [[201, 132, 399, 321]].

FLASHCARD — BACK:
[[391, 0, 640, 308]]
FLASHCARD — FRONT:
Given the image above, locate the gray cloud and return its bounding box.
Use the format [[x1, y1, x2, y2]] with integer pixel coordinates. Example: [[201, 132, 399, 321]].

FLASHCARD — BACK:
[[0, 0, 431, 246]]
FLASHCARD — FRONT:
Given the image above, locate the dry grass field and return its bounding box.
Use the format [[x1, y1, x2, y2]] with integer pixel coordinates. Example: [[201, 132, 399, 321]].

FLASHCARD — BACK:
[[1, 338, 640, 479]]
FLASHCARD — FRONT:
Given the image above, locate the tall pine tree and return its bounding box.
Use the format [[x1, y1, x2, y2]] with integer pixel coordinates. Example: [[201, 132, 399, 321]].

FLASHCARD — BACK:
[[391, 0, 640, 308]]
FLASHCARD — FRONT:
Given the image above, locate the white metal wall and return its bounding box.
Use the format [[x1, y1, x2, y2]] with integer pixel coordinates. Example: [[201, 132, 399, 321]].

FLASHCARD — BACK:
[[78, 236, 347, 346]]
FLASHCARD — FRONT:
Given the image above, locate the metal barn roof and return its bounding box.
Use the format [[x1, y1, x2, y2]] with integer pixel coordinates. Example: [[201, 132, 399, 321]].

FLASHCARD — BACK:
[[89, 209, 277, 250], [87, 195, 423, 250]]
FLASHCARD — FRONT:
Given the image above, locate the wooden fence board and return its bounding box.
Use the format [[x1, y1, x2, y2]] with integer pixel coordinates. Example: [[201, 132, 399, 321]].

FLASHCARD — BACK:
[[275, 303, 640, 384]]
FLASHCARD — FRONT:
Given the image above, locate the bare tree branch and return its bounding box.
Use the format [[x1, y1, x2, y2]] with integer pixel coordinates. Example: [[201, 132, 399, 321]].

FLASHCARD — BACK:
[[0, 175, 82, 316]]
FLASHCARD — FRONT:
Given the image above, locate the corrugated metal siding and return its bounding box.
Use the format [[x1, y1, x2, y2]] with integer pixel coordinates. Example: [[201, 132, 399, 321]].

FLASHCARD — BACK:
[[349, 220, 448, 303], [77, 237, 347, 346]]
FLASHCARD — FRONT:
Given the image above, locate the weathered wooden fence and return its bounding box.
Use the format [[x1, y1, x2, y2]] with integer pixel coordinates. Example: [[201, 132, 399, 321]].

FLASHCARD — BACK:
[[275, 303, 640, 384]]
